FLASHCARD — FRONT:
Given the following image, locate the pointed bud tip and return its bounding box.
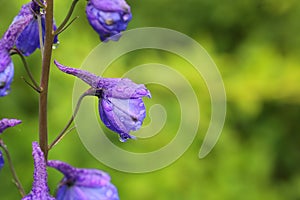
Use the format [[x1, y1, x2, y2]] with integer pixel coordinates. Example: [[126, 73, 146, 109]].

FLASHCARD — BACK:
[[136, 87, 151, 98]]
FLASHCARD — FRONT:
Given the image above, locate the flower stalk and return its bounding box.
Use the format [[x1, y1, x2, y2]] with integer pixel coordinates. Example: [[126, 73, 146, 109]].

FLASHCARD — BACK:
[[10, 48, 41, 92], [39, 0, 54, 160], [48, 88, 97, 150], [55, 0, 79, 35]]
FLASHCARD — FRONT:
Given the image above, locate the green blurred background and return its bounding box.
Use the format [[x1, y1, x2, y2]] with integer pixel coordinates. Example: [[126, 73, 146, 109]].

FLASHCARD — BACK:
[[1, 0, 300, 199]]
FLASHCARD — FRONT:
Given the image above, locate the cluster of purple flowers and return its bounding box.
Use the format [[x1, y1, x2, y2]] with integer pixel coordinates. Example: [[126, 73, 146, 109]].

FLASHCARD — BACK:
[[0, 0, 132, 97], [0, 1, 57, 97], [0, 0, 148, 199]]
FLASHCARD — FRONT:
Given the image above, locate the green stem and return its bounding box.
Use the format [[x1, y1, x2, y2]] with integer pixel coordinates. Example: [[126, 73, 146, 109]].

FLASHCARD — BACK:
[[10, 48, 41, 93], [0, 140, 26, 197], [55, 0, 79, 35], [48, 88, 97, 150], [56, 16, 79, 35], [39, 0, 54, 160]]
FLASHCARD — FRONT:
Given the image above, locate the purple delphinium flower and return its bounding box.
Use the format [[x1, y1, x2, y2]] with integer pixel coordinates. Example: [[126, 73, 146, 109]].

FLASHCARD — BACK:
[[86, 0, 132, 41], [54, 60, 151, 142], [14, 2, 59, 56], [0, 118, 22, 134], [0, 3, 33, 96], [0, 1, 57, 96], [48, 160, 119, 200], [0, 3, 33, 51], [22, 142, 55, 200]]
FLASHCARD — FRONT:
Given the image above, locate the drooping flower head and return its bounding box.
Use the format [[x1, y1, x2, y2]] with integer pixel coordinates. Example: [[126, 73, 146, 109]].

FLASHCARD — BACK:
[[86, 0, 132, 41], [22, 142, 55, 200], [54, 60, 151, 142], [48, 160, 119, 200]]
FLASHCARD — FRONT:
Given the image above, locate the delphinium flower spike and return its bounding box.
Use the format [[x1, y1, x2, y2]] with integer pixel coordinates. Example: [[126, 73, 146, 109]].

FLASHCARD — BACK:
[[86, 0, 132, 41], [22, 142, 55, 200], [54, 60, 151, 142], [48, 160, 119, 200]]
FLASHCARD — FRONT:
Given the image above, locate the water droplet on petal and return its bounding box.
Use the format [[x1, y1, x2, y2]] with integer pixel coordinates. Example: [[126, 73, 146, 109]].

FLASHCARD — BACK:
[[123, 14, 130, 21]]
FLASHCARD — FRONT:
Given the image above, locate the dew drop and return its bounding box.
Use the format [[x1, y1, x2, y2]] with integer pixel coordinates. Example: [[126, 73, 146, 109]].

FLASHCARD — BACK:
[[119, 137, 126, 142], [123, 14, 130, 21]]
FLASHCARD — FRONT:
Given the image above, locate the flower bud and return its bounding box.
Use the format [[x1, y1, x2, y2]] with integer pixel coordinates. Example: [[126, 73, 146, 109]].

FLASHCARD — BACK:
[[86, 0, 132, 41], [22, 142, 55, 200]]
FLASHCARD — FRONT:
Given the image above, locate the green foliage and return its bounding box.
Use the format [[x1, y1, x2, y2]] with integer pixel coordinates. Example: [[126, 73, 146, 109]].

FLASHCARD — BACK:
[[1, 0, 300, 199]]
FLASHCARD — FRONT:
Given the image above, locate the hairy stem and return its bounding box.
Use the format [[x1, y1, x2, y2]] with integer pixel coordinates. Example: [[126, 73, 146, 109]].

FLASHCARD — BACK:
[[0, 140, 26, 197], [39, 0, 54, 160]]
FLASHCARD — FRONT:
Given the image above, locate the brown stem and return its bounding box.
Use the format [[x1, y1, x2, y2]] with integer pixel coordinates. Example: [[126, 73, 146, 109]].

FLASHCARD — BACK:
[[39, 0, 54, 160]]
